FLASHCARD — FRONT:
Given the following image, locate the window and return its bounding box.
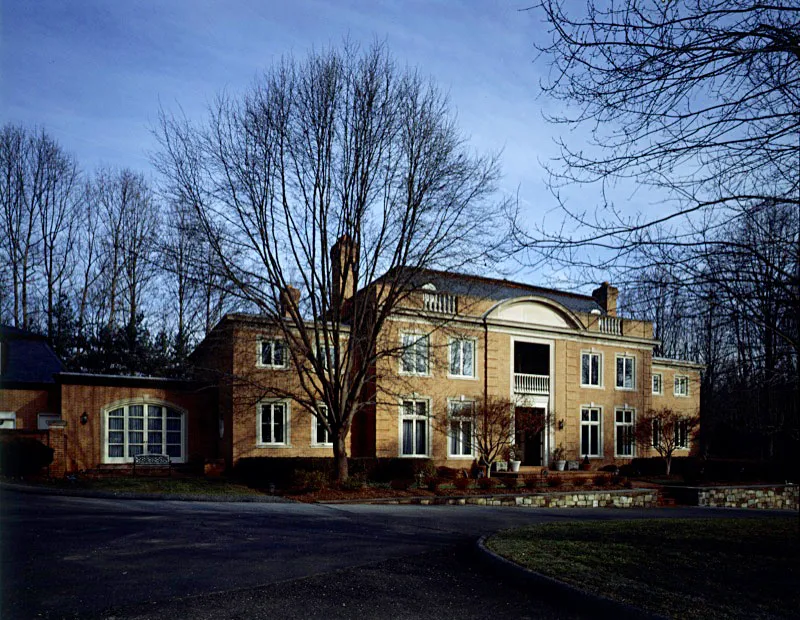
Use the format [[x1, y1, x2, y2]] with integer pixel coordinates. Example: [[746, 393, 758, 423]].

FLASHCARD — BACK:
[[580, 407, 601, 457], [652, 373, 663, 395], [312, 404, 332, 446], [258, 338, 287, 368], [401, 334, 429, 375], [258, 401, 289, 446], [105, 403, 185, 463], [652, 419, 661, 448], [674, 375, 689, 397], [316, 344, 335, 371], [400, 399, 429, 456], [615, 355, 635, 389], [581, 352, 601, 387], [448, 400, 474, 457], [449, 339, 475, 377], [674, 419, 689, 448], [615, 409, 635, 457], [0, 412, 16, 429]]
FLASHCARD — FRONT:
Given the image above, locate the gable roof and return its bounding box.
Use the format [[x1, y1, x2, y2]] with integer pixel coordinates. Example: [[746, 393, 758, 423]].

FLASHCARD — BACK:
[[0, 325, 65, 384], [396, 269, 603, 314]]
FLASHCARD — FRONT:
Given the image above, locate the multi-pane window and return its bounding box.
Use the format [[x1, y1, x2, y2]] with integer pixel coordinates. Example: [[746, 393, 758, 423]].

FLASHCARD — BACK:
[[401, 334, 429, 375], [313, 405, 331, 445], [316, 345, 335, 371], [401, 399, 429, 456], [448, 400, 474, 457], [106, 404, 184, 463], [652, 373, 663, 395], [652, 419, 661, 448], [674, 375, 689, 397], [259, 339, 286, 368], [581, 352, 601, 386], [615, 409, 635, 457], [674, 419, 689, 448], [616, 355, 635, 389], [259, 401, 288, 445], [580, 407, 601, 457], [449, 339, 475, 377]]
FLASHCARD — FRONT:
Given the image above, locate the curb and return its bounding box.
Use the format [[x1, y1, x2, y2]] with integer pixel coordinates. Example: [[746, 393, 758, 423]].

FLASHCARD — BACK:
[[474, 535, 665, 620], [0, 481, 293, 503]]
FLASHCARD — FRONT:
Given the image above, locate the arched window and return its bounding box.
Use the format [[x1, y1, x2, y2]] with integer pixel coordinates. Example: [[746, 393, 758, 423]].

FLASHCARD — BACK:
[[104, 402, 186, 463]]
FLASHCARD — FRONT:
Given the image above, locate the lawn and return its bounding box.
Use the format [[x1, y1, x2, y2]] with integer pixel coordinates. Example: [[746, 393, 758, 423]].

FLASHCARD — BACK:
[[487, 517, 799, 619]]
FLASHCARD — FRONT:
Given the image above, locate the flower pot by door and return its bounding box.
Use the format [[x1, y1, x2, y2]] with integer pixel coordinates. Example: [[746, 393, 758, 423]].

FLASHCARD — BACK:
[[509, 460, 521, 473], [554, 460, 566, 471]]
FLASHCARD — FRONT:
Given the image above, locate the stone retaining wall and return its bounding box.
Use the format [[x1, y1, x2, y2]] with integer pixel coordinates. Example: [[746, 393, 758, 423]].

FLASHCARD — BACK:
[[696, 485, 798, 510], [376, 489, 658, 508]]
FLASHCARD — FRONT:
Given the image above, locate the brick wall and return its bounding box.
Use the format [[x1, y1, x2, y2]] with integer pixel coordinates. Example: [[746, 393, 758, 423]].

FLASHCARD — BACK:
[[0, 386, 59, 429]]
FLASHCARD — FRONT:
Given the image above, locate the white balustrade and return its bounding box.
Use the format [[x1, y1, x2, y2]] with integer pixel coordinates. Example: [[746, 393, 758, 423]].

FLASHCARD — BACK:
[[599, 316, 623, 335], [423, 292, 458, 314], [514, 373, 550, 394]]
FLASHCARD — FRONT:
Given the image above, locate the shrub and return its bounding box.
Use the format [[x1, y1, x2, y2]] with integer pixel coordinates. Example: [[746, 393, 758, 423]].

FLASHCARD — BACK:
[[477, 476, 499, 490], [426, 476, 445, 492], [610, 474, 622, 486], [234, 457, 334, 488], [291, 469, 329, 492], [547, 475, 563, 488], [500, 477, 519, 490], [369, 458, 435, 483], [572, 476, 588, 487], [524, 476, 539, 490], [390, 478, 413, 491], [0, 436, 54, 477], [436, 466, 467, 480], [453, 477, 472, 491], [338, 474, 366, 491], [623, 478, 634, 489], [593, 475, 609, 487]]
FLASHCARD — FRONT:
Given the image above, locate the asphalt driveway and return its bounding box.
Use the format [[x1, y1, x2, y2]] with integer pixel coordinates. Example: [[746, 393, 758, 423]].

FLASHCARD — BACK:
[[0, 488, 788, 619]]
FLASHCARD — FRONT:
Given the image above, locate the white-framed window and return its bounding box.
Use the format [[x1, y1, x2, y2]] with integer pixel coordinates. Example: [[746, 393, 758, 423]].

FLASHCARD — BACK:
[[401, 333, 430, 375], [652, 373, 663, 395], [615, 354, 635, 390], [315, 344, 335, 371], [615, 408, 635, 457], [580, 406, 601, 457], [105, 403, 186, 463], [449, 338, 475, 378], [581, 351, 602, 387], [37, 413, 61, 430], [674, 375, 689, 397], [258, 338, 287, 368], [400, 398, 429, 456], [652, 419, 661, 448], [312, 404, 332, 446], [257, 400, 290, 446], [0, 411, 16, 429], [674, 419, 689, 448], [448, 400, 474, 457]]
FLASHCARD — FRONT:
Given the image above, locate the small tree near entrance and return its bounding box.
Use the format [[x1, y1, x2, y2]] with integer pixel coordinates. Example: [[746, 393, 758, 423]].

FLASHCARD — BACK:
[[466, 398, 550, 477], [635, 407, 699, 475]]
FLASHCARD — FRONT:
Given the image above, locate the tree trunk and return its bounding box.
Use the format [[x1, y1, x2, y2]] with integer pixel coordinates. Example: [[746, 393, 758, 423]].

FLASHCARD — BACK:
[[334, 428, 349, 482], [665, 456, 672, 476]]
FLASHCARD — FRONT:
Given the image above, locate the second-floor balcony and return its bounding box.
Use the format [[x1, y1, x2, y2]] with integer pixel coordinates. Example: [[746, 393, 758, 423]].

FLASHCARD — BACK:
[[514, 372, 550, 395]]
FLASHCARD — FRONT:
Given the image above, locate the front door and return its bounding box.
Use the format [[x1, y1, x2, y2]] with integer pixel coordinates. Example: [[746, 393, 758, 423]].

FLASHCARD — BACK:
[[515, 407, 546, 466]]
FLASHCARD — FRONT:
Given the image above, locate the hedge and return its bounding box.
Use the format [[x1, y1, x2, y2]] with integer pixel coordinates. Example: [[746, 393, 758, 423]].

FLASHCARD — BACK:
[[0, 436, 54, 477]]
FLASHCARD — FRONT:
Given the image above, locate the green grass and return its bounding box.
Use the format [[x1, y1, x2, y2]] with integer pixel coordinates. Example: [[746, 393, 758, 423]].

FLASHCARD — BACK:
[[487, 517, 799, 619], [35, 476, 264, 496]]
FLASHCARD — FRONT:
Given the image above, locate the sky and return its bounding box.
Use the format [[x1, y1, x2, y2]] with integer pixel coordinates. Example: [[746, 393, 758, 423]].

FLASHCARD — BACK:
[[1, 0, 598, 286]]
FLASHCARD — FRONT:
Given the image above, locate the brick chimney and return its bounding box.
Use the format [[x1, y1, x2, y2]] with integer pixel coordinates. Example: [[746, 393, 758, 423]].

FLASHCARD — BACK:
[[592, 281, 618, 317], [280, 285, 301, 317], [331, 235, 358, 304]]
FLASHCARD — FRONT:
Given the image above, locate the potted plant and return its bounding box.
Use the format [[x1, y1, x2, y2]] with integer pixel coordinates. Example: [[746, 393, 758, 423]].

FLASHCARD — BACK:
[[580, 455, 592, 471], [552, 445, 566, 471], [508, 444, 522, 473]]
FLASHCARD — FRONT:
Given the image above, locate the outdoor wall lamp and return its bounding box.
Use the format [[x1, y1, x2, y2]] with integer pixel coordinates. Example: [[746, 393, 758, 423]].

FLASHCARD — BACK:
[[80, 412, 88, 425], [558, 419, 564, 430]]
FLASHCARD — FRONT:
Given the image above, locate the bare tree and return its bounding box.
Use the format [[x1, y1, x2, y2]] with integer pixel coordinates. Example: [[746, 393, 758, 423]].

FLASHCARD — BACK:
[[155, 42, 508, 480], [635, 407, 700, 476]]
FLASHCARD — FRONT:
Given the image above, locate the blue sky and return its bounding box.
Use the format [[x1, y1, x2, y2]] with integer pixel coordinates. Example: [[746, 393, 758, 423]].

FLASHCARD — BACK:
[[1, 0, 600, 283]]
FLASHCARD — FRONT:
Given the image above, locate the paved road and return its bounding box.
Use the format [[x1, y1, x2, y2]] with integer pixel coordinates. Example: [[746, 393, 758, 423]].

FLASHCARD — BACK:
[[0, 489, 789, 619]]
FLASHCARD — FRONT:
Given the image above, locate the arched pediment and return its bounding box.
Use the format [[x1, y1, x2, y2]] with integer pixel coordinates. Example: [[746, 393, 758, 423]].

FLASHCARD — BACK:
[[484, 296, 584, 330]]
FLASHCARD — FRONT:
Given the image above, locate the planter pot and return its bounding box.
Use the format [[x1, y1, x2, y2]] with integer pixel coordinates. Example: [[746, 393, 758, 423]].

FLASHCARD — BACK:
[[554, 460, 566, 471], [509, 460, 521, 473]]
